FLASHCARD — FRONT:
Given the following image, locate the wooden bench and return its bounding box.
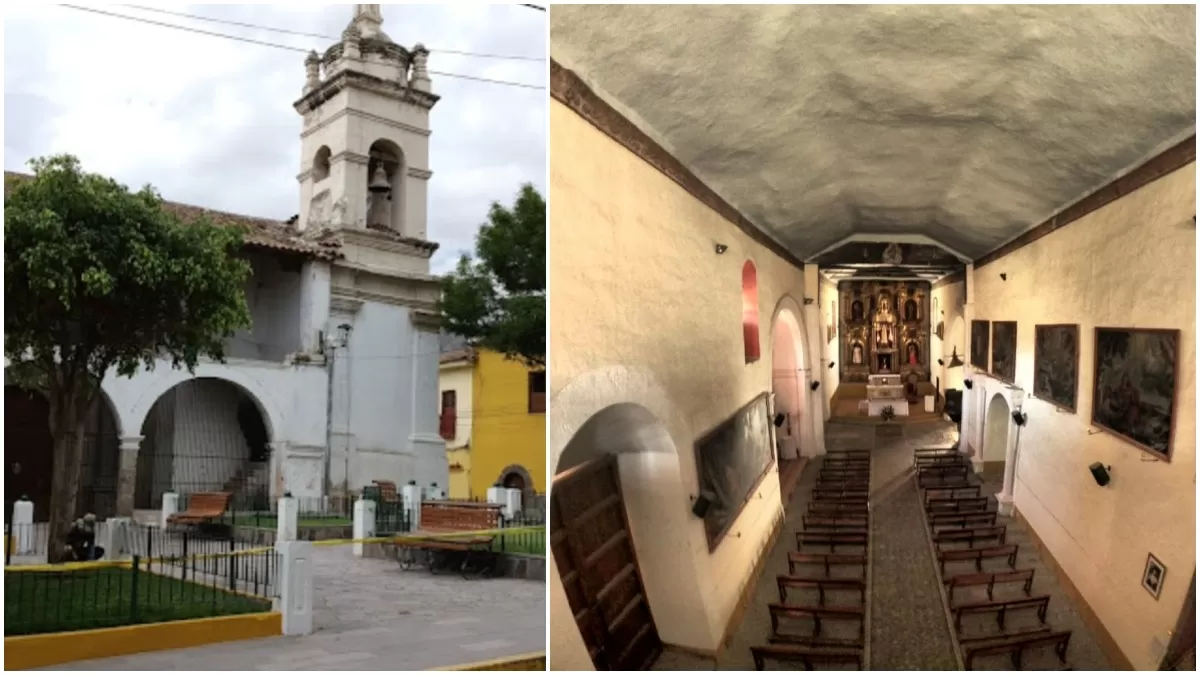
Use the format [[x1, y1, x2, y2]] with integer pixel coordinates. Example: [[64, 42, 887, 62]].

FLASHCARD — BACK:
[[397, 501, 503, 577], [962, 628, 1071, 670], [954, 594, 1051, 634], [167, 492, 232, 526], [938, 544, 1018, 576], [927, 496, 990, 513], [916, 470, 974, 485], [809, 502, 869, 517], [803, 523, 868, 536], [816, 481, 870, 492], [929, 507, 994, 525], [777, 575, 866, 605], [810, 496, 868, 507], [934, 525, 1007, 548], [796, 532, 868, 552], [826, 449, 870, 457], [372, 479, 401, 503], [750, 644, 863, 671], [947, 568, 1035, 604], [924, 485, 981, 503], [913, 447, 957, 458], [787, 552, 866, 578], [915, 455, 968, 468], [919, 464, 969, 478], [768, 603, 865, 639], [803, 515, 867, 529], [813, 488, 869, 501], [932, 512, 998, 531], [821, 467, 870, 477]]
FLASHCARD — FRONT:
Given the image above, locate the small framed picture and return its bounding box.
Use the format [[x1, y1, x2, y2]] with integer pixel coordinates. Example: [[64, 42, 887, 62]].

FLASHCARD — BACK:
[[1142, 553, 1166, 599]]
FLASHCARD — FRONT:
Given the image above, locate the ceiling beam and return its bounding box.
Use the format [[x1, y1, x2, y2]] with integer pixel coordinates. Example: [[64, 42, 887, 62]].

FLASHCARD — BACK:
[[806, 232, 973, 263]]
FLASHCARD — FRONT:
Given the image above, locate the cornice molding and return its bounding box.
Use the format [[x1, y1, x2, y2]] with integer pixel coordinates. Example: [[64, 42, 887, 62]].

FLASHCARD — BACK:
[[407, 167, 433, 180]]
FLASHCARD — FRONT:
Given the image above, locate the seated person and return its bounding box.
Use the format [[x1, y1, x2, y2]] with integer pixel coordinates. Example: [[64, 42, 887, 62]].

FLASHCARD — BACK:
[[63, 514, 104, 561]]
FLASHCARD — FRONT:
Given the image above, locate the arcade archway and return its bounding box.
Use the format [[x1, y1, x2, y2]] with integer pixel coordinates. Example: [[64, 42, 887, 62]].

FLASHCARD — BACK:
[[982, 392, 1010, 488]]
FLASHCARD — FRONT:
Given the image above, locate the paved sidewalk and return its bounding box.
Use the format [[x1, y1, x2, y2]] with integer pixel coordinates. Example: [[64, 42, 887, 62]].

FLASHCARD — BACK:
[[44, 546, 546, 671]]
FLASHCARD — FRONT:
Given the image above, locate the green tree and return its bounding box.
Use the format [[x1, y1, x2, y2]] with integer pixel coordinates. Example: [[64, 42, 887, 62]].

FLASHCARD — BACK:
[[5, 155, 252, 561], [440, 183, 545, 366]]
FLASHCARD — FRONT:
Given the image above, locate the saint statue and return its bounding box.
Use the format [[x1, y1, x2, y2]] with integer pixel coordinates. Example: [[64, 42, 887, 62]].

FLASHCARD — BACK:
[[907, 342, 920, 365], [904, 299, 918, 322], [851, 343, 864, 365], [851, 300, 864, 322], [873, 293, 897, 349]]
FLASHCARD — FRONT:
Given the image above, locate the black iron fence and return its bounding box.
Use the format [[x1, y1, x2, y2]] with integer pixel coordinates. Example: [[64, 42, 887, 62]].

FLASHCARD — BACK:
[[4, 545, 279, 636], [494, 513, 545, 556]]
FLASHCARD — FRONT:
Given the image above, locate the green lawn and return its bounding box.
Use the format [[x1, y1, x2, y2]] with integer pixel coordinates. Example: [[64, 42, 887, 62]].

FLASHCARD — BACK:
[[4, 567, 272, 636], [229, 514, 352, 530]]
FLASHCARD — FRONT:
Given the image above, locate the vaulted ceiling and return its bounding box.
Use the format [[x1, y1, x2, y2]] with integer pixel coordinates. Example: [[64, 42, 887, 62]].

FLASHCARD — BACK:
[[550, 5, 1196, 272]]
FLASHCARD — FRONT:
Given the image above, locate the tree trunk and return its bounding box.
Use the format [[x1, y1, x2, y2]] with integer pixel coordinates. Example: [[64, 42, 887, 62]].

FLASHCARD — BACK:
[[45, 392, 88, 564]]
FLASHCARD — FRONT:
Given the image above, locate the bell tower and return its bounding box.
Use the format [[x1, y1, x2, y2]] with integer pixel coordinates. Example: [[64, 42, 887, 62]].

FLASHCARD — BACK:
[[294, 5, 438, 244]]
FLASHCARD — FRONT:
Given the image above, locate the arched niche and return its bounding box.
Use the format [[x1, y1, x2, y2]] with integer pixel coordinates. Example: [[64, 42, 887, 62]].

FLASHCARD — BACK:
[[742, 260, 761, 363], [312, 145, 331, 182], [367, 139, 406, 233]]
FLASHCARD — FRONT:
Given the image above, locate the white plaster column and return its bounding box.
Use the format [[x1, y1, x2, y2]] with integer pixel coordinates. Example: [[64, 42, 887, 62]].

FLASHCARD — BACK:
[[160, 492, 179, 530], [352, 498, 375, 557], [486, 485, 505, 506], [116, 435, 144, 517], [503, 487, 522, 518], [958, 365, 973, 456], [297, 261, 331, 354], [997, 389, 1024, 516], [277, 540, 315, 636], [401, 483, 422, 530], [267, 441, 287, 499], [802, 267, 828, 456], [278, 495, 298, 543], [408, 314, 449, 486]]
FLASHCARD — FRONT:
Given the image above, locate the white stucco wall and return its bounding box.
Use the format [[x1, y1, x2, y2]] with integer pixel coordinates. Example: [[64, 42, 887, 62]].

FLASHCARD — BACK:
[[227, 252, 305, 362], [550, 98, 820, 666], [818, 274, 840, 418], [963, 162, 1196, 669], [931, 279, 967, 392]]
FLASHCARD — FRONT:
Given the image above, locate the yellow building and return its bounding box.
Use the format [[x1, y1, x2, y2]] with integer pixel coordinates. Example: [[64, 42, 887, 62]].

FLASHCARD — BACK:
[[439, 345, 545, 502]]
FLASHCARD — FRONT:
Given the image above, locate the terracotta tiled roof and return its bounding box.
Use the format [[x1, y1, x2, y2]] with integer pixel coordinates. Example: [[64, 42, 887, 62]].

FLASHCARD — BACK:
[[439, 347, 476, 365], [4, 171, 341, 261]]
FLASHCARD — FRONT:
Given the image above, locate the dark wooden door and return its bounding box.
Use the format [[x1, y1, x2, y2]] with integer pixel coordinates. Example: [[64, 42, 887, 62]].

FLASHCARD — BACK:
[[5, 386, 54, 520], [551, 455, 661, 670]]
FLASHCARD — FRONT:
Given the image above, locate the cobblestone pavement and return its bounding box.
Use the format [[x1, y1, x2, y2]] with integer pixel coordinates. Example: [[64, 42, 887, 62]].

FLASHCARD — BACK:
[[45, 546, 546, 671]]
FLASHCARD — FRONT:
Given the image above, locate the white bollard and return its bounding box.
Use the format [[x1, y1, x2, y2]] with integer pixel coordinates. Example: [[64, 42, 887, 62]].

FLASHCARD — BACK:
[[486, 486, 505, 507], [428, 483, 446, 501], [401, 484, 422, 531], [503, 488, 522, 519], [276, 540, 315, 636], [160, 492, 179, 530], [105, 517, 132, 560], [352, 499, 376, 557], [277, 495, 298, 543], [11, 498, 34, 554]]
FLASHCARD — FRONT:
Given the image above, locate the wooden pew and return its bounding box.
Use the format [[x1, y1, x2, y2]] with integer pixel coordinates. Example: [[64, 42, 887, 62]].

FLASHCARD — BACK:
[[816, 481, 870, 492], [804, 515, 867, 529], [931, 512, 998, 532], [915, 455, 969, 469], [750, 644, 864, 671], [929, 508, 995, 525], [811, 496, 869, 507], [934, 525, 1007, 548], [826, 449, 870, 457], [919, 474, 973, 489], [787, 552, 866, 578], [953, 594, 1051, 634], [803, 523, 868, 536], [927, 496, 990, 514], [809, 502, 869, 517], [777, 575, 866, 605], [796, 532, 868, 552], [962, 628, 1071, 670], [924, 485, 981, 503], [946, 568, 1035, 604], [813, 488, 869, 501], [768, 603, 865, 640], [919, 464, 969, 479], [938, 544, 1018, 576]]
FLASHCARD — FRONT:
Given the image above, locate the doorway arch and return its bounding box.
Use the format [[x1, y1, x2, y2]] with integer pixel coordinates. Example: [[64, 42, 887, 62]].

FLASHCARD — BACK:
[[3, 383, 122, 521], [946, 316, 967, 390], [134, 377, 273, 510], [982, 392, 1010, 487]]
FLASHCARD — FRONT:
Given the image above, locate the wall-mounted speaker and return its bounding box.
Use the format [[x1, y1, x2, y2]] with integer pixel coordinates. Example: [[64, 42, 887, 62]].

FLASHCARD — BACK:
[[773, 413, 786, 428], [692, 492, 714, 518], [964, 379, 974, 390], [1089, 462, 1112, 487], [810, 381, 820, 391]]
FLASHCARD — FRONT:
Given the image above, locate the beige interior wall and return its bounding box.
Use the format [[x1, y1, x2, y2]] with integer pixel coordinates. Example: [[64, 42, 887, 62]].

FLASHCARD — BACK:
[[970, 163, 1196, 669], [931, 280, 967, 392], [818, 274, 840, 416], [549, 97, 811, 664]]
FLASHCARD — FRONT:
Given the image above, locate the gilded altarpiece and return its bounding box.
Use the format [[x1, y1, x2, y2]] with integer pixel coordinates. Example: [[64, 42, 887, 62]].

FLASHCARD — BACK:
[[839, 280, 931, 383]]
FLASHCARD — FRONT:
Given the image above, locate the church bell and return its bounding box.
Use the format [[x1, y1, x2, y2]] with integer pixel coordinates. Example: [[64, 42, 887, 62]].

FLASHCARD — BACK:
[[368, 165, 391, 194]]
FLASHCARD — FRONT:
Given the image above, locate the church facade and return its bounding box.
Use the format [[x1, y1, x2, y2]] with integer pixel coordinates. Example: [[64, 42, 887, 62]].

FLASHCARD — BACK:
[[4, 5, 447, 520]]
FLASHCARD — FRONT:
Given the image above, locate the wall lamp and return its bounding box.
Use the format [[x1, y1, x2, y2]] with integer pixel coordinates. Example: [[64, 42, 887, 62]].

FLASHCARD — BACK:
[[937, 358, 945, 366], [1012, 410, 1028, 426], [828, 361, 836, 369], [714, 243, 728, 254], [810, 381, 821, 391], [963, 379, 974, 390]]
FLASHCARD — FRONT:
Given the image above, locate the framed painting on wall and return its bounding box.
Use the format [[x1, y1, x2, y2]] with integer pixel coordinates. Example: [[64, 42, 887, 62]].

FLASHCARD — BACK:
[[970, 320, 990, 370], [991, 321, 1017, 383], [694, 392, 775, 552], [1034, 324, 1079, 412], [1143, 553, 1167, 599], [1091, 327, 1180, 461]]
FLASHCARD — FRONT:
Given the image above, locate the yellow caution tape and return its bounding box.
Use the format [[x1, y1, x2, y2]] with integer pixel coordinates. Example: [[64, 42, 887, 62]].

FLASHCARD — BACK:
[[4, 525, 543, 572]]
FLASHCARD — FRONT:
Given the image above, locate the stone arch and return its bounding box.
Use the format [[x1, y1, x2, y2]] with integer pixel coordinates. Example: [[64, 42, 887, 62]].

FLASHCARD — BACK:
[[124, 366, 282, 443], [368, 138, 406, 233], [770, 294, 822, 458], [983, 391, 1010, 464], [550, 367, 710, 650], [312, 145, 331, 182], [494, 463, 536, 507], [769, 301, 808, 462]]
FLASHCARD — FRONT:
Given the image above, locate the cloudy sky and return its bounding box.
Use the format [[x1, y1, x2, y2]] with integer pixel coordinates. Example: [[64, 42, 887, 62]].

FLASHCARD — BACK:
[[4, 3, 546, 274]]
